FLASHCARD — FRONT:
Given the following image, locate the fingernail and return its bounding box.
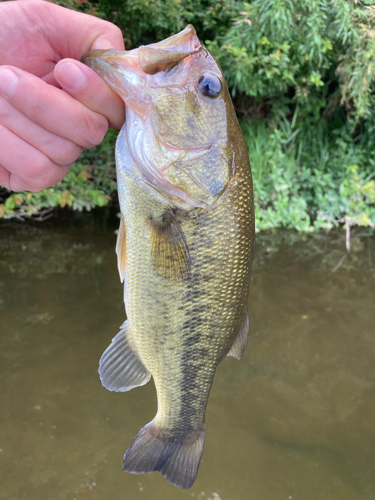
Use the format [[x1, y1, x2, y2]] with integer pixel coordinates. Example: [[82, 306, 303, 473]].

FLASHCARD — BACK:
[[0, 68, 18, 98], [55, 61, 86, 91]]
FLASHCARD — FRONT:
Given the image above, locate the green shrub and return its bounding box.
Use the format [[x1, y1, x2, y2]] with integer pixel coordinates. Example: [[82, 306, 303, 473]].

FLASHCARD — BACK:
[[242, 117, 375, 232], [208, 0, 375, 122]]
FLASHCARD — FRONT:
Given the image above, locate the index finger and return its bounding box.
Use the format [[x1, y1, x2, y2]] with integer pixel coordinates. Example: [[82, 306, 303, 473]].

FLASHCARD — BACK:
[[1, 66, 108, 149]]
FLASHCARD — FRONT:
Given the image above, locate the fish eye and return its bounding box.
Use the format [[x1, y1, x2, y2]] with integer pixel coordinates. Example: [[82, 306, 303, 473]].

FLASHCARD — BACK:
[[197, 75, 222, 98]]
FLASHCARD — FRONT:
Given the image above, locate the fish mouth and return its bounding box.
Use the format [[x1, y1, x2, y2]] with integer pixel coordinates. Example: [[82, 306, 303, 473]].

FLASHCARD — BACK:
[[83, 24, 200, 72], [82, 25, 201, 118]]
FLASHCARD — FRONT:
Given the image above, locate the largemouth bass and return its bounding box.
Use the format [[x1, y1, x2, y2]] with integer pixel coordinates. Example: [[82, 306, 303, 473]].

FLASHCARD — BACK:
[[83, 25, 255, 489]]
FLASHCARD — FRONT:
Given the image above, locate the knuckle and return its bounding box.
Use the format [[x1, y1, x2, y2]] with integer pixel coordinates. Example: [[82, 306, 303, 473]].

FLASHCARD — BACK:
[[11, 176, 39, 193], [54, 164, 71, 185], [26, 160, 69, 192], [83, 113, 108, 148], [98, 20, 123, 43], [111, 24, 124, 42], [31, 156, 51, 180], [52, 140, 82, 166]]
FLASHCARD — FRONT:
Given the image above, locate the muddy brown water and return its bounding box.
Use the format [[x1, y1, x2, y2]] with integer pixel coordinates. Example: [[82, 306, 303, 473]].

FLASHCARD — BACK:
[[1, 221, 374, 500]]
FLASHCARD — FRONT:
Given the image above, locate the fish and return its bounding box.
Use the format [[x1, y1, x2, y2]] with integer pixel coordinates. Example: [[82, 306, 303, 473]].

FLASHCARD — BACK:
[[83, 25, 255, 489]]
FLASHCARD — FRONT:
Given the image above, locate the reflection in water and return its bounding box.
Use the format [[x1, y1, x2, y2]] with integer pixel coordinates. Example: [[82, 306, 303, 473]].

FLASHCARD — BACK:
[[0, 221, 374, 500]]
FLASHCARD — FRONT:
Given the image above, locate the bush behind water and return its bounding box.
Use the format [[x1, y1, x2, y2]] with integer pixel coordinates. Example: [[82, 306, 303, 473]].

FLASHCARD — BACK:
[[1, 0, 375, 233]]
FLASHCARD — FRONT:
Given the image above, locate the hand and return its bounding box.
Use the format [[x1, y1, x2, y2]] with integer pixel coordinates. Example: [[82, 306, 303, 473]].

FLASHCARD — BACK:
[[0, 0, 125, 192]]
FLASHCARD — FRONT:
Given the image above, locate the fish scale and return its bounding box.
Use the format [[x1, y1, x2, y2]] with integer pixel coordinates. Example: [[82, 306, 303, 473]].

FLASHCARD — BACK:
[[121, 160, 253, 460]]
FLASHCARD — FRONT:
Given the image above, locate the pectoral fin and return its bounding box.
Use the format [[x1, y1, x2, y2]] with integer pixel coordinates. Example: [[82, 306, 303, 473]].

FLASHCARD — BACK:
[[116, 215, 127, 283], [227, 313, 249, 360], [150, 210, 191, 281], [99, 320, 151, 392]]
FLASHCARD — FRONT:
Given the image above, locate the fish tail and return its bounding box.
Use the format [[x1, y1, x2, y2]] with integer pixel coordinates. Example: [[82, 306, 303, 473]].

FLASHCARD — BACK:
[[122, 420, 206, 489]]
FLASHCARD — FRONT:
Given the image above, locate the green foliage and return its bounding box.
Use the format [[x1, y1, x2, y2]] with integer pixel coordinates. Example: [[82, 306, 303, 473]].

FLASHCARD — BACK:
[[53, 0, 242, 48], [243, 117, 375, 232], [208, 0, 375, 121], [2, 0, 375, 234]]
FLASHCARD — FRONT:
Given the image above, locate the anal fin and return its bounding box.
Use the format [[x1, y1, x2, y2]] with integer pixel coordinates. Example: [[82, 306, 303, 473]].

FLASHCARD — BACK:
[[227, 313, 249, 360], [99, 320, 150, 392]]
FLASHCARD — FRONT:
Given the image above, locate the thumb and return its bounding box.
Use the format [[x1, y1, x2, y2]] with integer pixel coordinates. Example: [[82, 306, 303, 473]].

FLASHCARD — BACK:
[[42, 2, 125, 59]]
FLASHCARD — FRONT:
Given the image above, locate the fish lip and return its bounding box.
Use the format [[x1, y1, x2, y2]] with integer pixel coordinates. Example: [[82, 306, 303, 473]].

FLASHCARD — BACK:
[[84, 56, 137, 78], [82, 50, 145, 80], [81, 50, 103, 66], [82, 48, 139, 64]]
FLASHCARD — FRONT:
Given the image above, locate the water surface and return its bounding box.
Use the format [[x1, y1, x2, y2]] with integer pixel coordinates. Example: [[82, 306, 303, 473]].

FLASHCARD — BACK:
[[1, 221, 374, 500]]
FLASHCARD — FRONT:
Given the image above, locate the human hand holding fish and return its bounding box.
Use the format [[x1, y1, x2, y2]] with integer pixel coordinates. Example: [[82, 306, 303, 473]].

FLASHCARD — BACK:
[[0, 0, 125, 192]]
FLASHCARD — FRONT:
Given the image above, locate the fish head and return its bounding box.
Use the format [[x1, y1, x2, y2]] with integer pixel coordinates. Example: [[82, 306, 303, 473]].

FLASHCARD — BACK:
[[83, 25, 234, 210]]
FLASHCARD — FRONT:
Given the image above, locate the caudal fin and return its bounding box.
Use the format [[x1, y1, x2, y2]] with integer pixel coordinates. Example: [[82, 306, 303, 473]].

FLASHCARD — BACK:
[[122, 421, 206, 489]]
